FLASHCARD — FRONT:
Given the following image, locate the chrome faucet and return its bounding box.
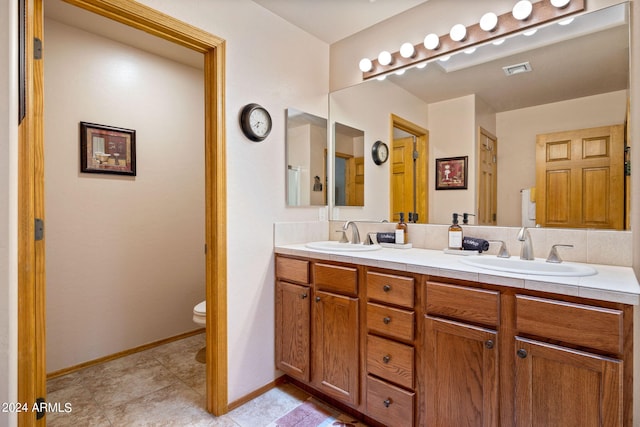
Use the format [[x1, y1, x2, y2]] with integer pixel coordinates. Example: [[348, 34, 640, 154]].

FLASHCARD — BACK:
[[517, 227, 534, 260], [342, 221, 361, 244]]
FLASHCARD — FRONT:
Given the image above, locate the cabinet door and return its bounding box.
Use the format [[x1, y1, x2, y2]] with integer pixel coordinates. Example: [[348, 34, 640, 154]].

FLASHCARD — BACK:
[[514, 337, 623, 427], [313, 290, 359, 405], [425, 316, 499, 427], [275, 281, 310, 381]]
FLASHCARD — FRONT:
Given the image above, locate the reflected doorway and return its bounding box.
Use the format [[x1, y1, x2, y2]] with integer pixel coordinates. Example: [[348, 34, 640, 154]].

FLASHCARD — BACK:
[[390, 115, 429, 223]]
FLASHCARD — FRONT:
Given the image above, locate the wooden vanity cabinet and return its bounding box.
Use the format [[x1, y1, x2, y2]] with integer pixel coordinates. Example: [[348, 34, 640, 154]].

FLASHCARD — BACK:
[[365, 271, 417, 427], [424, 281, 500, 426], [275, 257, 311, 382], [513, 295, 626, 426]]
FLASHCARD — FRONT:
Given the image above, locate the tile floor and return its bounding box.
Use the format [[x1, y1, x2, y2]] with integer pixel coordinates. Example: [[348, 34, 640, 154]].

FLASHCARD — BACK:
[[47, 332, 367, 426]]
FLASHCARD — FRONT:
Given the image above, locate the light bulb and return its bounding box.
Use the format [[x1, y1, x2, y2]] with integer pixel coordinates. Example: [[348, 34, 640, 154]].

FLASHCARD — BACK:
[[464, 47, 476, 54], [416, 62, 427, 69], [378, 51, 393, 66], [558, 17, 574, 26], [395, 69, 406, 76], [480, 12, 498, 32], [423, 33, 440, 50], [492, 38, 506, 46], [523, 29, 537, 36], [551, 0, 570, 7], [359, 58, 373, 72], [439, 55, 451, 62], [376, 75, 386, 81], [450, 24, 467, 42], [400, 42, 415, 58], [512, 0, 533, 20]]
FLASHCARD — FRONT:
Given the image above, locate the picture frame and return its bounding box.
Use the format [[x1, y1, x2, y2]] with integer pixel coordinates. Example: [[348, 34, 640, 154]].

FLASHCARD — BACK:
[[80, 122, 136, 176], [435, 156, 468, 190]]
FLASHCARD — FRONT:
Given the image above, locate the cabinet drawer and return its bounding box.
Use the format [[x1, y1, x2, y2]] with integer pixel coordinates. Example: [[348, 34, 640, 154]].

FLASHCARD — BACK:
[[276, 256, 309, 284], [367, 303, 414, 342], [314, 263, 358, 296], [516, 295, 624, 355], [367, 375, 415, 427], [367, 271, 414, 309], [426, 282, 499, 327], [367, 335, 414, 389]]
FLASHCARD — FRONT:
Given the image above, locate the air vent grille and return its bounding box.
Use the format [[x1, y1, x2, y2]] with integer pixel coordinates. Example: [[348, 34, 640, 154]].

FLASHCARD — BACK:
[[503, 61, 532, 76]]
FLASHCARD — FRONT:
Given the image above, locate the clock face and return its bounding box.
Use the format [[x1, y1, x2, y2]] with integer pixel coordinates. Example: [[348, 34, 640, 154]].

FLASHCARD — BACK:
[[240, 103, 272, 141], [249, 108, 270, 137]]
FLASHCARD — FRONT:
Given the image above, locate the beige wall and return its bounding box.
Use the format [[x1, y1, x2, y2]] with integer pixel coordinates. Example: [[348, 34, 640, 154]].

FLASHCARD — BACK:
[[44, 18, 206, 372]]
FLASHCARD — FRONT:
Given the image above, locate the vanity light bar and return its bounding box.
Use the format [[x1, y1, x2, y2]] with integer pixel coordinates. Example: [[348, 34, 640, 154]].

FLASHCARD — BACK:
[[361, 0, 584, 80]]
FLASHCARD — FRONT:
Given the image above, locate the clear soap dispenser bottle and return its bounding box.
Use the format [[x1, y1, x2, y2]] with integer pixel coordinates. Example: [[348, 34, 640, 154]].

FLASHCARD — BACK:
[[448, 213, 463, 250]]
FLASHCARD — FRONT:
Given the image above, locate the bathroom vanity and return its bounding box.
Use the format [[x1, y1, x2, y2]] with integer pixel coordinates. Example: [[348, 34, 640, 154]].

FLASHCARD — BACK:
[[274, 244, 639, 426]]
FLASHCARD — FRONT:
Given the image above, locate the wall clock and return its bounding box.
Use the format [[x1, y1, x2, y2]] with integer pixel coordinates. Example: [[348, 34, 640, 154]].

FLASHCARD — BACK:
[[371, 140, 389, 165], [240, 103, 272, 142]]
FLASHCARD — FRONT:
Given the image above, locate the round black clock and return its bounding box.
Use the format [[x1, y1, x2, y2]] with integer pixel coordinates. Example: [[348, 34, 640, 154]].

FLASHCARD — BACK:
[[372, 140, 389, 165], [240, 103, 272, 142]]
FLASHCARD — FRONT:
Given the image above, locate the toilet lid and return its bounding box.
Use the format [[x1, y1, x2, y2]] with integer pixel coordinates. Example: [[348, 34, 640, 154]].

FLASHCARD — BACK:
[[193, 301, 206, 315]]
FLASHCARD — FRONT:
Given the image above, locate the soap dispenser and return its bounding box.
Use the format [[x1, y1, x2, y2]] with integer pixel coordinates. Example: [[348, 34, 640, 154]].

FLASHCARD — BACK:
[[448, 213, 463, 250], [396, 212, 408, 244]]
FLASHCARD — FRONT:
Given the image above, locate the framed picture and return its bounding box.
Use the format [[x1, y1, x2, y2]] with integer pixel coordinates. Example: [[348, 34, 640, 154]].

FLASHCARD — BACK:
[[436, 156, 467, 190], [80, 122, 136, 176]]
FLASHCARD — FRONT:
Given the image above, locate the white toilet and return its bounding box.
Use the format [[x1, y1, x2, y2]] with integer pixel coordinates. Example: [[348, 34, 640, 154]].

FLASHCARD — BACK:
[[193, 300, 206, 326], [193, 300, 206, 363]]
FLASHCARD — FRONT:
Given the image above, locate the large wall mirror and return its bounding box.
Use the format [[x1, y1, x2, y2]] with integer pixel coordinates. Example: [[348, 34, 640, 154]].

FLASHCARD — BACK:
[[286, 108, 328, 207], [328, 2, 630, 229]]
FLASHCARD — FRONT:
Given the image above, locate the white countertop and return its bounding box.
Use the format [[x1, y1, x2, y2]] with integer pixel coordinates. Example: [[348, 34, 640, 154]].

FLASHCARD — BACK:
[[275, 244, 640, 305]]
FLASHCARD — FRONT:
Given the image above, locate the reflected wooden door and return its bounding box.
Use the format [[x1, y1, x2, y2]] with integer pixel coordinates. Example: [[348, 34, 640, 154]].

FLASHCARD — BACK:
[[536, 125, 625, 229], [391, 136, 415, 223], [478, 128, 498, 225]]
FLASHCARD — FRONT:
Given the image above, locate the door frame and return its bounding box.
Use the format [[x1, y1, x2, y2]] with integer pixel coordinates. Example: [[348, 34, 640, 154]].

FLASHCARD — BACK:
[[18, 0, 228, 423]]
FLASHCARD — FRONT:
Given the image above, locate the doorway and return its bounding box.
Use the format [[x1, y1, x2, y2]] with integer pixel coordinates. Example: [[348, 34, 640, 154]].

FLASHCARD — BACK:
[[18, 0, 228, 423], [477, 127, 498, 225], [390, 114, 429, 223]]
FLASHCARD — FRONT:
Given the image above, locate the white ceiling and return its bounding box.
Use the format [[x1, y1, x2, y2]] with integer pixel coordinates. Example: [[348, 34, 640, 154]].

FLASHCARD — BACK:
[[251, 0, 430, 44]]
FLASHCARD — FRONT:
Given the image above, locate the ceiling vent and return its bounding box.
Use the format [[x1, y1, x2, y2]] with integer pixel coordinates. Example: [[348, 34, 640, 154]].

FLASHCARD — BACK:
[[503, 61, 532, 76]]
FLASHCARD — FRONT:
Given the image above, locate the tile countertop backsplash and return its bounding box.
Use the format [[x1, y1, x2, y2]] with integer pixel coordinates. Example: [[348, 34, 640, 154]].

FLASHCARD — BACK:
[[273, 221, 640, 305]]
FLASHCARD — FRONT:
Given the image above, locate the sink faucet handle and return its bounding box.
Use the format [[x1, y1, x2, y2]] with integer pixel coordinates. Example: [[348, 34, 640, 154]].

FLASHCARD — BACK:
[[488, 240, 510, 258], [546, 244, 574, 263]]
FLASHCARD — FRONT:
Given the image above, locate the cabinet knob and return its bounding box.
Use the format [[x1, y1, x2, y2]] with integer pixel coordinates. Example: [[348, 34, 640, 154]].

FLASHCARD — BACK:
[[383, 398, 392, 408], [383, 316, 391, 324], [382, 355, 391, 364], [517, 348, 528, 359], [485, 340, 494, 349], [383, 284, 392, 292], [301, 293, 308, 299], [315, 296, 321, 303]]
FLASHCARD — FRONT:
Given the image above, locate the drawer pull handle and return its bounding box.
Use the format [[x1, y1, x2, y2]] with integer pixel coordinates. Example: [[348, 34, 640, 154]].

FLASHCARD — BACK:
[[301, 293, 308, 299], [383, 398, 392, 408], [382, 355, 391, 364], [383, 316, 392, 324], [485, 340, 494, 349], [517, 348, 528, 359], [383, 284, 392, 292], [315, 296, 321, 302]]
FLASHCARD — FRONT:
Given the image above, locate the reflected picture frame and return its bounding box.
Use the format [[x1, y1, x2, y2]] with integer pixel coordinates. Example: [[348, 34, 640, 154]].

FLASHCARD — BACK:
[[80, 122, 136, 176], [436, 156, 467, 190]]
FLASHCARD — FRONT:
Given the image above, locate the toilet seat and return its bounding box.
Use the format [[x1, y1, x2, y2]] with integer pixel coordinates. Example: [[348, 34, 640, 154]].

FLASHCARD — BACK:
[[193, 300, 206, 326]]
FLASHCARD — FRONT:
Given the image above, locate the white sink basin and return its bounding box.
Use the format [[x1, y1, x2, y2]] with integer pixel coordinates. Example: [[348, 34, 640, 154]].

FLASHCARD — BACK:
[[459, 256, 597, 277], [305, 241, 382, 252]]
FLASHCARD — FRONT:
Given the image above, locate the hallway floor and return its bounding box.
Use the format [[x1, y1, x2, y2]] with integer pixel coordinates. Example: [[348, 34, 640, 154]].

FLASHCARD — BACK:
[[47, 332, 367, 426]]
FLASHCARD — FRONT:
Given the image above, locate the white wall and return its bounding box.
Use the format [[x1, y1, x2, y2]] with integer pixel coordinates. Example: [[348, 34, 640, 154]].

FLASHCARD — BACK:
[[0, 0, 17, 425], [497, 90, 628, 226], [134, 0, 329, 402]]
